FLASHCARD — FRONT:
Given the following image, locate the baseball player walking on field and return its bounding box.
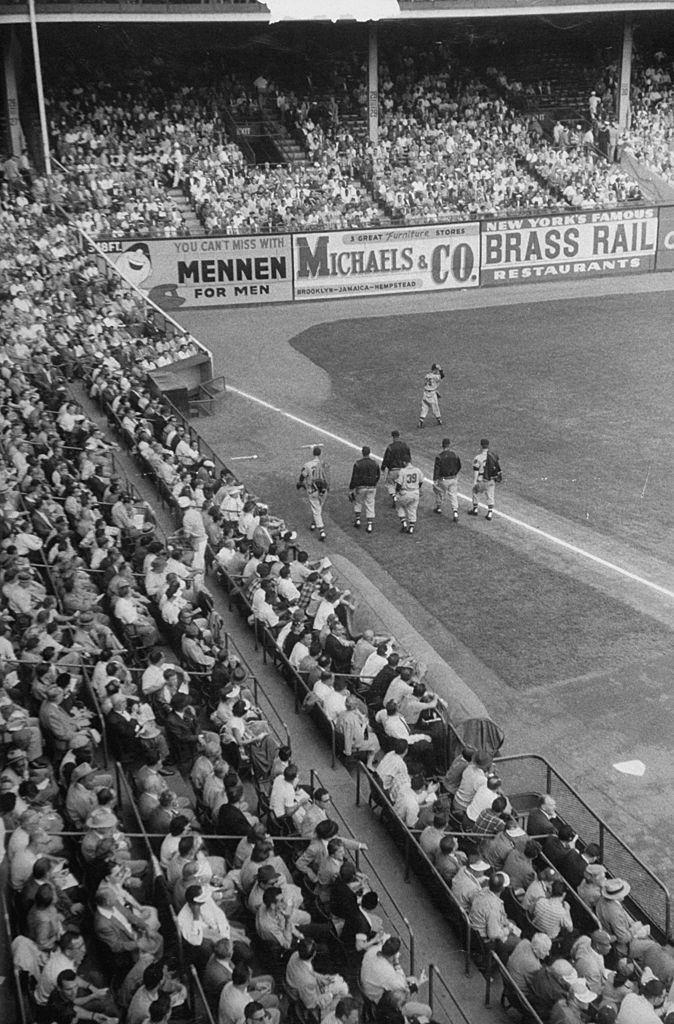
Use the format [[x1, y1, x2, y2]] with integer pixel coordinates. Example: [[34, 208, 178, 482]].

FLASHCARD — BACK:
[[433, 438, 461, 522], [396, 458, 425, 535], [349, 445, 381, 533], [418, 363, 445, 428], [297, 445, 330, 540], [467, 438, 502, 521], [381, 430, 411, 503]]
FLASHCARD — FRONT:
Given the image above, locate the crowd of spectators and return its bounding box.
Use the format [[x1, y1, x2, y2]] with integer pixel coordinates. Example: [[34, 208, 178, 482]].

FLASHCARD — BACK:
[[37, 37, 652, 244], [0, 188, 448, 1024], [622, 50, 674, 189], [2, 106, 674, 1024]]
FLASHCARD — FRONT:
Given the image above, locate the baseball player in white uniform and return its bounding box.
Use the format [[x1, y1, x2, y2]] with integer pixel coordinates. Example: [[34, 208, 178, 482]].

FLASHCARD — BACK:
[[297, 445, 330, 540], [467, 438, 501, 521], [418, 363, 445, 427], [396, 458, 424, 534]]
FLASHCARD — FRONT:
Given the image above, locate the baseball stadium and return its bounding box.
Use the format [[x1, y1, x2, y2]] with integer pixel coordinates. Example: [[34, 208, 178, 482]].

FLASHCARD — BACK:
[[0, 3, 673, 1024]]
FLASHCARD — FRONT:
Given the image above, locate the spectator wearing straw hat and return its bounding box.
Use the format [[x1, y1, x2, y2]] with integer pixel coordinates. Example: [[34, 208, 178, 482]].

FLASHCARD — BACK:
[[597, 878, 650, 956]]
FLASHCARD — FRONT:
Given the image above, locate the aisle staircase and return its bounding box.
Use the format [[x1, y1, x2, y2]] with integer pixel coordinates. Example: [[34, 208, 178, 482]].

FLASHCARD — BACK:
[[169, 186, 202, 236]]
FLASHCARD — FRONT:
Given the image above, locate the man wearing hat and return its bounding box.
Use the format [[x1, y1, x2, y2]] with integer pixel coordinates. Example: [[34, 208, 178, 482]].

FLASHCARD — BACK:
[[528, 959, 578, 1021], [1, 705, 45, 766], [571, 930, 616, 998], [65, 761, 100, 830], [451, 851, 491, 913], [39, 685, 100, 753], [248, 863, 292, 915], [577, 863, 606, 911], [549, 977, 598, 1023], [82, 807, 147, 879], [177, 884, 233, 968], [597, 878, 649, 956]]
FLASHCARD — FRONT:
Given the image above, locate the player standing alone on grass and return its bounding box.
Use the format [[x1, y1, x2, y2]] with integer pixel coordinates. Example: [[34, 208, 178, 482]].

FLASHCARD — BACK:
[[297, 445, 329, 541], [467, 439, 502, 521], [396, 458, 425, 535], [418, 363, 445, 428], [433, 438, 461, 522]]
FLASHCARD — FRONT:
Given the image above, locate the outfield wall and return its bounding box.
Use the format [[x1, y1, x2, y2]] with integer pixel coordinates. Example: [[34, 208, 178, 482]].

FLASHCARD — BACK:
[[93, 203, 674, 310]]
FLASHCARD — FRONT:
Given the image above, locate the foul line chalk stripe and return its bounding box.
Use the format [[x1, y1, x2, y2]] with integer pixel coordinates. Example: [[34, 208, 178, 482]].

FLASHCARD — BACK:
[[228, 385, 674, 603]]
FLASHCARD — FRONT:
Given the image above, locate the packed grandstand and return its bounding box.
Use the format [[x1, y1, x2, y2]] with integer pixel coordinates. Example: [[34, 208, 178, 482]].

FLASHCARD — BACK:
[[1, 13, 674, 1024]]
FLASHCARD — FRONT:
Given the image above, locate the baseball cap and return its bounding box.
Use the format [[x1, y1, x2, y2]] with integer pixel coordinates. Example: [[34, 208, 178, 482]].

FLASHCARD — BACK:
[[185, 885, 206, 904]]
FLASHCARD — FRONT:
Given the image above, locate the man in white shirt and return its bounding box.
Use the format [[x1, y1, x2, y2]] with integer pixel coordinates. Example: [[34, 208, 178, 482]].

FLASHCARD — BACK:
[[269, 765, 310, 822], [288, 631, 311, 672], [179, 496, 208, 571], [322, 678, 349, 722], [360, 937, 431, 1018], [177, 884, 231, 967]]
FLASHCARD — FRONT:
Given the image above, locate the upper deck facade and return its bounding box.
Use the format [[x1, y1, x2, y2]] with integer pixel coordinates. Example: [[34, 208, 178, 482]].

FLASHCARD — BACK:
[[0, 0, 669, 24]]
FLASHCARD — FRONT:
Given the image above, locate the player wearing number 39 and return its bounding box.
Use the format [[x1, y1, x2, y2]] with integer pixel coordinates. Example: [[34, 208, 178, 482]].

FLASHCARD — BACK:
[[418, 363, 445, 428], [396, 459, 425, 535], [467, 439, 502, 522]]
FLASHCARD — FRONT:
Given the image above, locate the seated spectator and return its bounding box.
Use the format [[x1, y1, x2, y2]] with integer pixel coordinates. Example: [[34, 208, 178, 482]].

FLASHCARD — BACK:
[[468, 871, 521, 961], [45, 969, 117, 1024], [285, 938, 349, 1016], [507, 932, 553, 996], [503, 839, 541, 894], [451, 852, 491, 913], [177, 884, 232, 969], [531, 878, 574, 941], [527, 795, 560, 838], [549, 977, 598, 1022], [360, 937, 431, 1020]]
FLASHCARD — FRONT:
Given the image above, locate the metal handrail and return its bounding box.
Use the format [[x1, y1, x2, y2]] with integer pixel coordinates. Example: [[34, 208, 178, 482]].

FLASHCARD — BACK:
[[428, 964, 476, 1024], [489, 951, 545, 1024], [2, 892, 30, 1024], [495, 752, 672, 940], [310, 768, 415, 973], [355, 762, 474, 978]]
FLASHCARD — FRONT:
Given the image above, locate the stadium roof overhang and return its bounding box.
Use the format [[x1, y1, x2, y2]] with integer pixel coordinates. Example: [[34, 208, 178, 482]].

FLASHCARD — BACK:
[[0, 0, 670, 23], [0, 0, 663, 21]]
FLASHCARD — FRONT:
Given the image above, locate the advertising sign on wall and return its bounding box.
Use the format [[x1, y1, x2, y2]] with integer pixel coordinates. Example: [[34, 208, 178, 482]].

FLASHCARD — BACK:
[[94, 234, 294, 310], [480, 208, 659, 286], [292, 223, 480, 301], [655, 204, 674, 272]]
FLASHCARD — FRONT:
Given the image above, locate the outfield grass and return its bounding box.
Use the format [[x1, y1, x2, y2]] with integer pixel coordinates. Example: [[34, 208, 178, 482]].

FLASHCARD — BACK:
[[290, 290, 674, 566], [323, 489, 673, 691]]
